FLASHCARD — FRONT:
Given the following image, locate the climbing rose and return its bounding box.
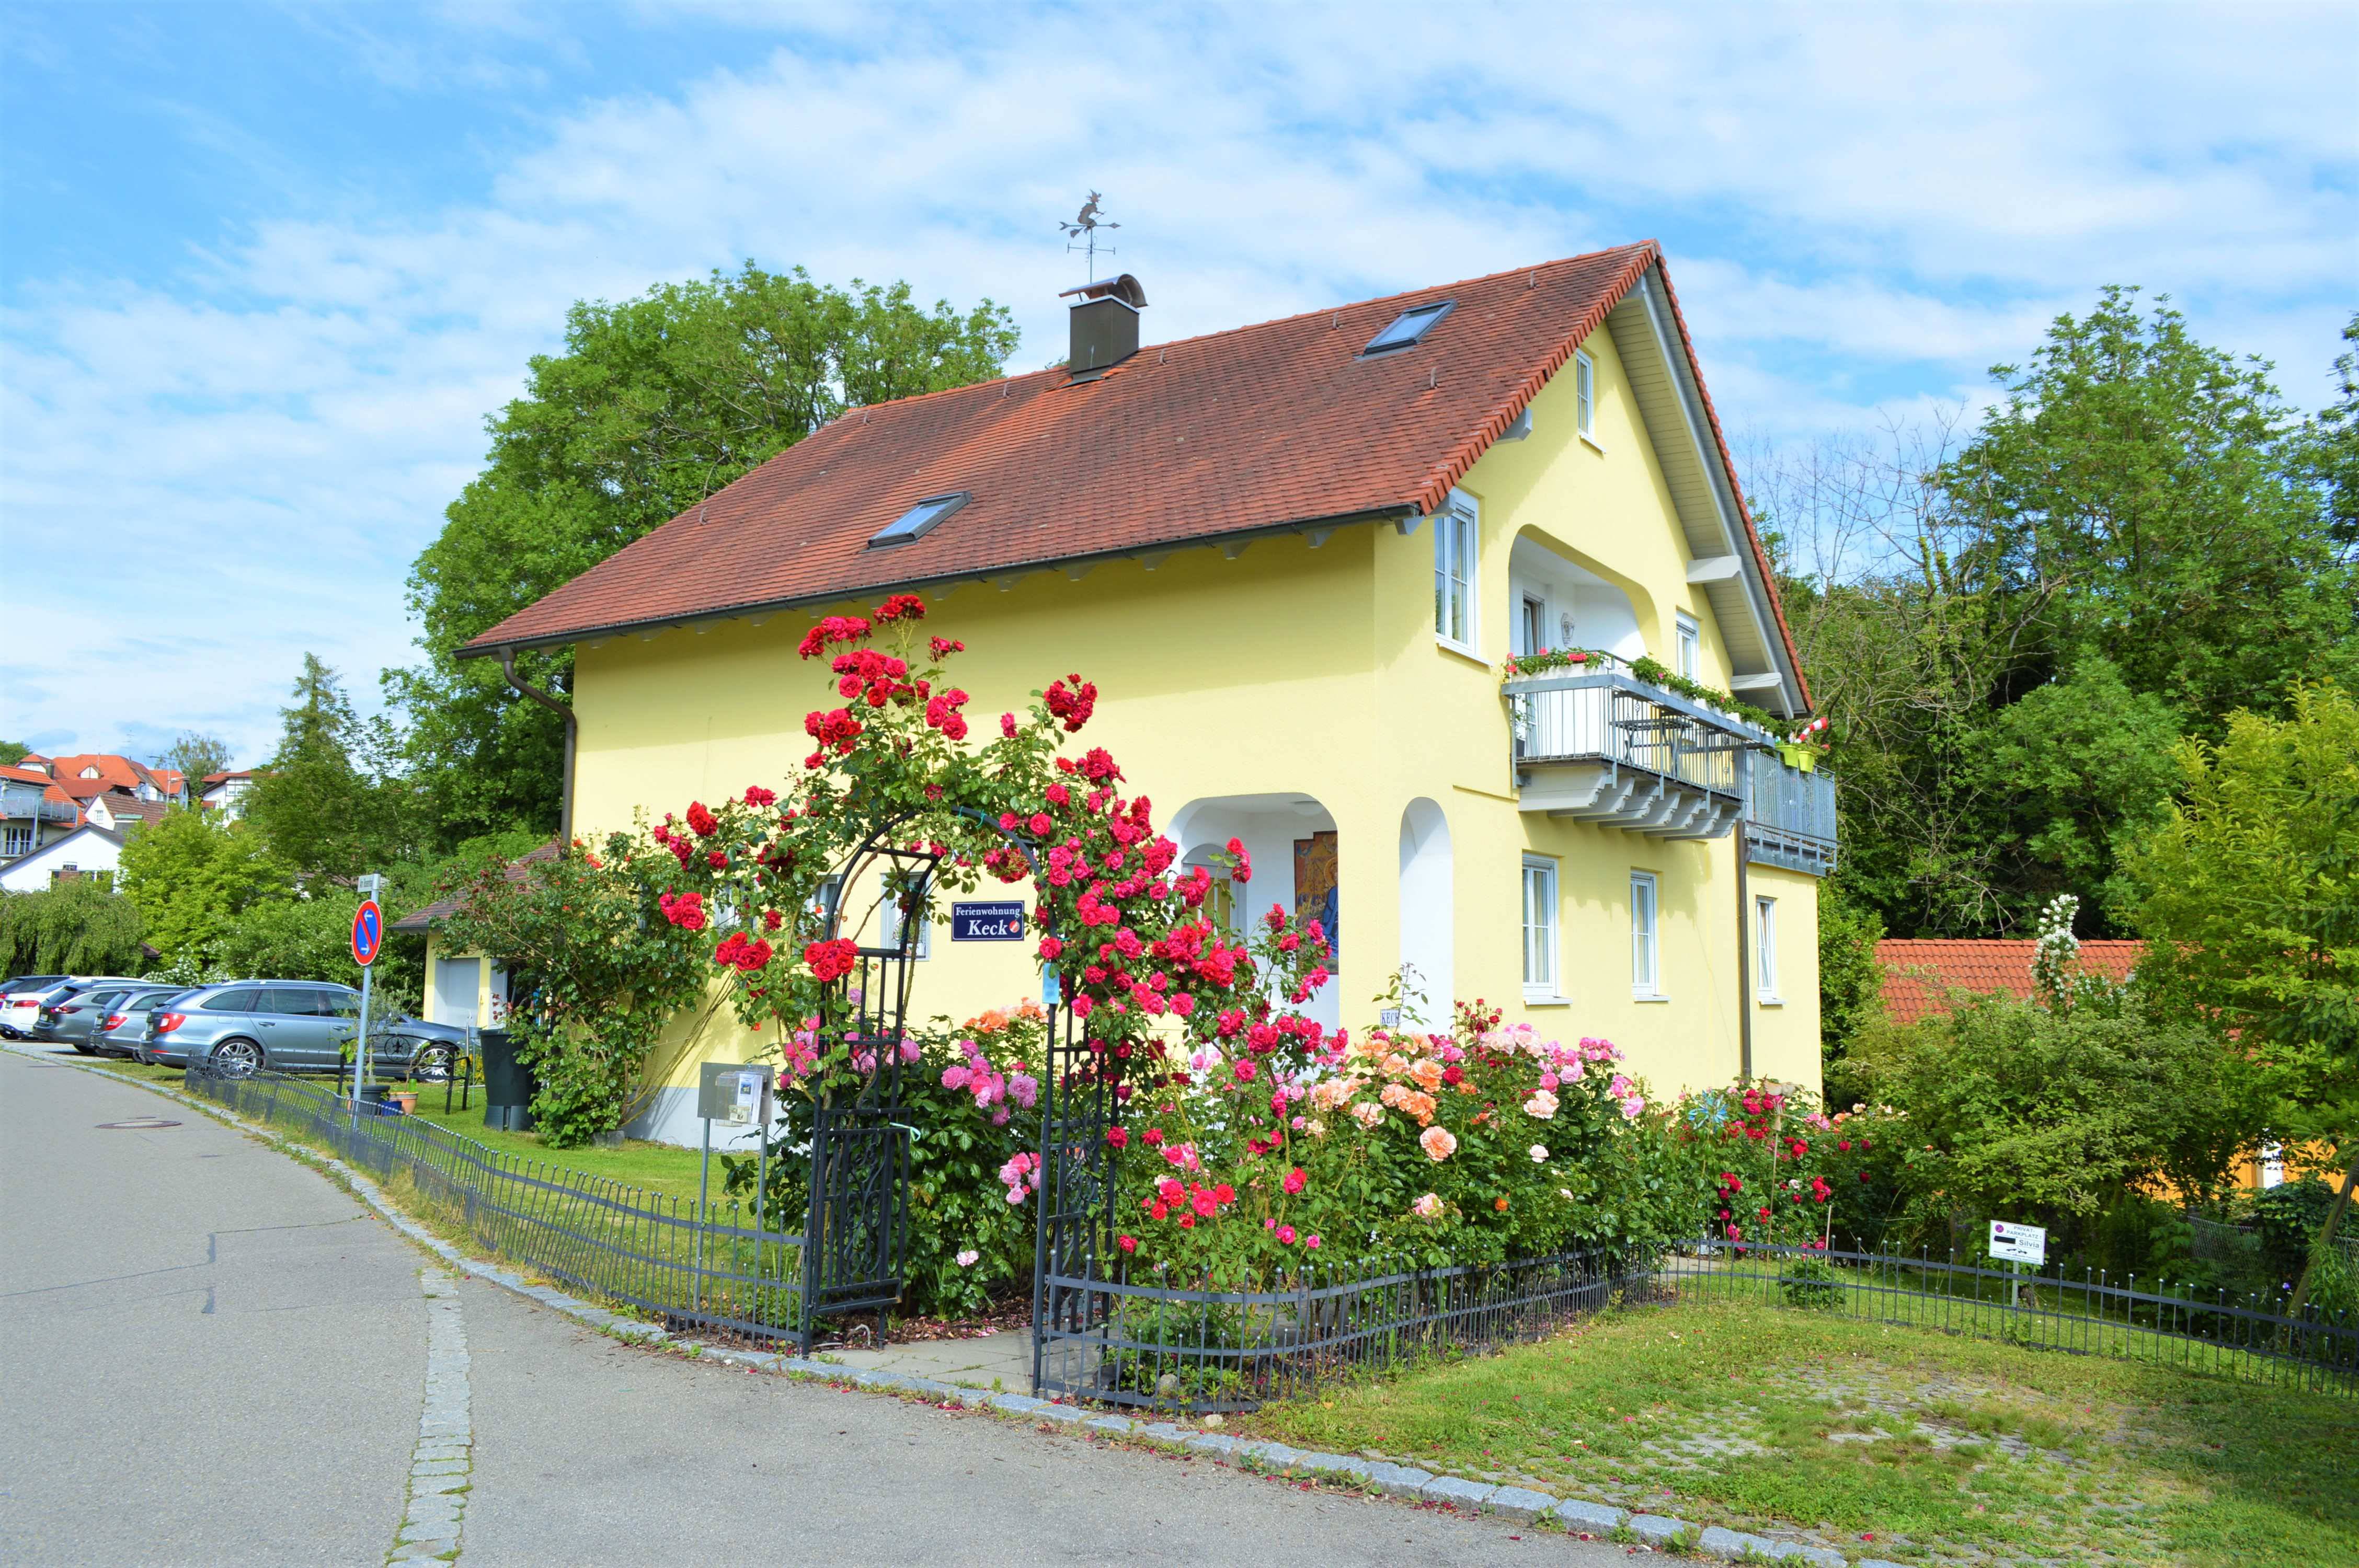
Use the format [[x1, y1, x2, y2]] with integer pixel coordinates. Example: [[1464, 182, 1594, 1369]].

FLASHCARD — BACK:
[[1116, 1234, 1137, 1255], [742, 785, 776, 807], [685, 801, 719, 837], [1529, 1144, 1549, 1162], [1105, 1126, 1130, 1149], [1411, 1192, 1445, 1219], [874, 593, 926, 622], [1044, 673, 1097, 732], [1282, 1167, 1307, 1195], [1522, 1089, 1560, 1120], [804, 938, 859, 983], [1419, 1127, 1458, 1161], [955, 1249, 980, 1267]]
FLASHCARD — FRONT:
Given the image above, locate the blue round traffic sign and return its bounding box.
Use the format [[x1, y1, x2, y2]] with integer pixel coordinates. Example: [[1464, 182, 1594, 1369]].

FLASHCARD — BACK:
[[351, 900, 383, 967]]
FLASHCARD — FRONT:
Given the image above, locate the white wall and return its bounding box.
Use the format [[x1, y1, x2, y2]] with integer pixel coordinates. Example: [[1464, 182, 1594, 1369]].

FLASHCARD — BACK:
[[1167, 792, 1343, 1031], [0, 829, 121, 893], [1507, 536, 1644, 659]]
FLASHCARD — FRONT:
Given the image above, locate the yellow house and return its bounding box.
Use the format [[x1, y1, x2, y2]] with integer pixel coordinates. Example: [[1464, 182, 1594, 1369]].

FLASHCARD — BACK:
[[455, 242, 1834, 1146]]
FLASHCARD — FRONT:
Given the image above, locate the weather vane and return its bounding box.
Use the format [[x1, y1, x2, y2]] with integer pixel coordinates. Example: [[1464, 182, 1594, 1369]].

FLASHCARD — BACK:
[[1058, 190, 1119, 280]]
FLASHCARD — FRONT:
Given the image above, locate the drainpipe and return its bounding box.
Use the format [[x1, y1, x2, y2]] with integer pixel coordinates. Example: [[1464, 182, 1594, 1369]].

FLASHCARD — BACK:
[[498, 649, 576, 844], [1736, 752, 1754, 1084]]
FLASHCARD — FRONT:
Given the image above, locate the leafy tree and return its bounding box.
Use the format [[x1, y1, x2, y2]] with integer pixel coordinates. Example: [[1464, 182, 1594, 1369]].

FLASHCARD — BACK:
[[160, 731, 232, 803], [2289, 312, 2359, 558], [2125, 681, 2359, 1305], [0, 740, 29, 767], [212, 892, 423, 1019], [245, 654, 413, 879], [391, 264, 1021, 845], [0, 879, 145, 974], [116, 811, 288, 966], [1815, 878, 1886, 1105]]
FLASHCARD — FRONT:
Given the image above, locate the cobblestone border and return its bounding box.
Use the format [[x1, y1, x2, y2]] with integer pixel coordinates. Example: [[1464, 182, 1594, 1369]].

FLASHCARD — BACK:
[[387, 1270, 473, 1563], [17, 1046, 1908, 1568]]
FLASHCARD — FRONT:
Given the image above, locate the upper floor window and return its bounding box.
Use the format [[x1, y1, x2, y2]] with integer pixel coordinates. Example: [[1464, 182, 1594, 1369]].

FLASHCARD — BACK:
[[1676, 612, 1701, 680], [1755, 895, 1780, 1001], [1575, 351, 1596, 441], [2, 826, 31, 856], [1631, 870, 1662, 997], [1433, 491, 1479, 653], [879, 873, 931, 959]]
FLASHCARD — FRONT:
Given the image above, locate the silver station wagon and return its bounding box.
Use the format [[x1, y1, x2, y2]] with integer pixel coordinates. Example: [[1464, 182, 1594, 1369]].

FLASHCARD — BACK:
[[144, 981, 466, 1079]]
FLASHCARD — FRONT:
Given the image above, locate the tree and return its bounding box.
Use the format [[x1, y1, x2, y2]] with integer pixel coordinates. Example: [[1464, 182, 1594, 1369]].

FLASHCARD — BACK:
[[244, 654, 413, 879], [0, 740, 29, 767], [0, 879, 145, 975], [390, 263, 1022, 846], [160, 732, 232, 804], [116, 811, 288, 967], [212, 892, 423, 1020], [1816, 878, 1886, 1105], [2125, 681, 2359, 1307], [2289, 312, 2359, 559]]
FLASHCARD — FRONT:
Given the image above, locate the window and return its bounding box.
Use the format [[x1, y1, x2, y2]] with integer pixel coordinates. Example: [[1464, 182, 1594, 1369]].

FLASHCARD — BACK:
[[1675, 612, 1701, 680], [1433, 490, 1479, 651], [1363, 299, 1455, 355], [1575, 351, 1596, 440], [2, 826, 30, 856], [1630, 871, 1661, 996], [879, 877, 931, 959], [1521, 857, 1559, 999], [1755, 896, 1780, 1001], [868, 490, 970, 548], [1518, 594, 1545, 657]]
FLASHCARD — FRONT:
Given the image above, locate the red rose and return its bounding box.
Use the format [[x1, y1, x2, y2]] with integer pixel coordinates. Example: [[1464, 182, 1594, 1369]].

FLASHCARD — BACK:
[[1116, 1235, 1137, 1255], [1105, 1127, 1129, 1149], [686, 801, 719, 837]]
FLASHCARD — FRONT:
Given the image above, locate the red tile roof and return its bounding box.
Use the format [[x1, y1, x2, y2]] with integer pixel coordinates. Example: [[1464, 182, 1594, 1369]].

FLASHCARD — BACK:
[[462, 242, 1805, 705], [1878, 938, 2144, 1025], [45, 754, 158, 794]]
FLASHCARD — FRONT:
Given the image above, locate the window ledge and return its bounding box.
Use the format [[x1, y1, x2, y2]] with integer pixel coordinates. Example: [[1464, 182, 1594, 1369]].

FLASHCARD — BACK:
[[1631, 991, 1670, 1004], [1755, 995, 1783, 1007], [1580, 432, 1607, 454], [1523, 993, 1574, 1008], [1435, 637, 1489, 670]]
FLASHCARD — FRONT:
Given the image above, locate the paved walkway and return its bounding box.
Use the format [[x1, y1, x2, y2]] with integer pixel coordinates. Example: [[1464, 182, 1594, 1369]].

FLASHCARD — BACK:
[[2, 1048, 1626, 1567]]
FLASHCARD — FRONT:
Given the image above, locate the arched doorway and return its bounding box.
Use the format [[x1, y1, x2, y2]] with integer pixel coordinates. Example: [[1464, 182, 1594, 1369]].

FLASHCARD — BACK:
[[1167, 793, 1343, 1031], [1397, 798, 1453, 1027]]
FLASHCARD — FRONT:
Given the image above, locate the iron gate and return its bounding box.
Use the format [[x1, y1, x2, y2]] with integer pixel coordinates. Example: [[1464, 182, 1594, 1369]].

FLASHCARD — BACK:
[[1030, 991, 1118, 1397]]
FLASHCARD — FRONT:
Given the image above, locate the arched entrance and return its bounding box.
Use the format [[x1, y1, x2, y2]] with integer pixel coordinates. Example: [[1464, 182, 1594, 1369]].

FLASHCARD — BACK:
[[1167, 793, 1342, 1031]]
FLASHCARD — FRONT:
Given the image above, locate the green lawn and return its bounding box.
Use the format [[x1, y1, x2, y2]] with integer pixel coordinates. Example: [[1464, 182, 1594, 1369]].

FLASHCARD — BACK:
[[1243, 1300, 2356, 1567]]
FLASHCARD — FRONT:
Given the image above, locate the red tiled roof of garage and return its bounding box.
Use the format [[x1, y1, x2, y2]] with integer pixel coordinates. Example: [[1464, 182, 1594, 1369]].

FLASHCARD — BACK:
[[463, 241, 1807, 703], [1878, 938, 2145, 1025]]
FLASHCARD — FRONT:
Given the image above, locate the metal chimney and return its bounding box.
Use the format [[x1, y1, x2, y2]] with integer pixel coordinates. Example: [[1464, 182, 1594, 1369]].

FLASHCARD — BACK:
[[1059, 273, 1148, 372]]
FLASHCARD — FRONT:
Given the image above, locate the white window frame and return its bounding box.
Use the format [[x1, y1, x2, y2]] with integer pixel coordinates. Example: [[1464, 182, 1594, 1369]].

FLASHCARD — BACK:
[[1755, 895, 1780, 1003], [879, 876, 931, 960], [1433, 489, 1480, 655], [1630, 870, 1663, 998], [1517, 592, 1547, 657], [2, 826, 30, 857], [1675, 611, 1701, 681], [1574, 350, 1597, 443], [1521, 855, 1560, 1001]]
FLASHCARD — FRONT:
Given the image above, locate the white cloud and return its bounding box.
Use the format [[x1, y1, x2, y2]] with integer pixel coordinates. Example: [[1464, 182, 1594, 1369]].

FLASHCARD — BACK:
[[2, 1, 2351, 764]]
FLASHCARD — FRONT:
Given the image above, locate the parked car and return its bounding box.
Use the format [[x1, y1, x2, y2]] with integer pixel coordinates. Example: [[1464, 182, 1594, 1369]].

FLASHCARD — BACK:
[[101, 989, 200, 1062], [3, 976, 142, 1040], [144, 981, 462, 1079], [0, 976, 72, 1038], [31, 983, 164, 1053]]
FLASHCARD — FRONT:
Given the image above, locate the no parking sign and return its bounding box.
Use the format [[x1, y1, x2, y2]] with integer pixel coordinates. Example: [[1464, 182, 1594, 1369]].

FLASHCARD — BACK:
[[351, 900, 383, 967]]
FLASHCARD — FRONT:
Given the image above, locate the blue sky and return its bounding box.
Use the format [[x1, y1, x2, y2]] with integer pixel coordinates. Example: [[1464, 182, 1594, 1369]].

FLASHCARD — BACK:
[[4, 1, 2354, 767]]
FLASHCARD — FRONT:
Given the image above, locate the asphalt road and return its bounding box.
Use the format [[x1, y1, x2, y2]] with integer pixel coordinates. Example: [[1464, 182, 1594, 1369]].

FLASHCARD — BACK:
[[2, 1051, 1628, 1567]]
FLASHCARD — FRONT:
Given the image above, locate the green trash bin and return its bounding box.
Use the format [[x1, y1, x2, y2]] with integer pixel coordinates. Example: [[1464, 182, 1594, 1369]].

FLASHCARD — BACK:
[[479, 1029, 536, 1133]]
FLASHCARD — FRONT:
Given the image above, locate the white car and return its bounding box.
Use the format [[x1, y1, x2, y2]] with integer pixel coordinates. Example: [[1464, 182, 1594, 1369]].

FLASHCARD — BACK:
[[1, 976, 143, 1039]]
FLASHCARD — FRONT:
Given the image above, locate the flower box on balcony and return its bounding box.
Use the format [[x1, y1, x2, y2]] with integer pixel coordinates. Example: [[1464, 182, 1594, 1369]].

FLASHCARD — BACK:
[[1777, 743, 1817, 773]]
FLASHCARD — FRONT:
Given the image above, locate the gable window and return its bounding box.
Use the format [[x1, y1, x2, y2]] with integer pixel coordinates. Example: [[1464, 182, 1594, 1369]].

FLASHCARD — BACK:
[[1521, 856, 1559, 999], [1675, 612, 1701, 680], [1630, 871, 1662, 997], [868, 490, 970, 548], [1574, 351, 1596, 441], [1433, 491, 1479, 653], [1755, 896, 1780, 1002], [1364, 299, 1455, 355]]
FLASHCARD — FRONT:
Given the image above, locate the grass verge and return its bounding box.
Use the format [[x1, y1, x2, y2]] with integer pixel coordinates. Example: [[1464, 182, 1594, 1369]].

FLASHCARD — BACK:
[[1242, 1300, 2355, 1567]]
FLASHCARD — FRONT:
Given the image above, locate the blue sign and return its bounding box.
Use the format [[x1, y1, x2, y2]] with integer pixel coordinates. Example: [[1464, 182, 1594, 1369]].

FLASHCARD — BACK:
[[350, 900, 383, 967], [951, 901, 1026, 941]]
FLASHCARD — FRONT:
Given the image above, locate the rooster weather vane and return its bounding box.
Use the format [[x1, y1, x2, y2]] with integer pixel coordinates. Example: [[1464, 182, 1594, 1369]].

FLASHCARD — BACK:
[[1059, 191, 1119, 279]]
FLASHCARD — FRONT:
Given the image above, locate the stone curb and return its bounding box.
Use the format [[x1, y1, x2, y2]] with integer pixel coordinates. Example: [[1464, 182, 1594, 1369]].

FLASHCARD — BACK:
[[11, 1048, 1888, 1566]]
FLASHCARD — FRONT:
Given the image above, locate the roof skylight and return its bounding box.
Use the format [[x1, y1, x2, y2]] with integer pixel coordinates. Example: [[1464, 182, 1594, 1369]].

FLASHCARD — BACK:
[[868, 490, 970, 548], [1361, 299, 1455, 355]]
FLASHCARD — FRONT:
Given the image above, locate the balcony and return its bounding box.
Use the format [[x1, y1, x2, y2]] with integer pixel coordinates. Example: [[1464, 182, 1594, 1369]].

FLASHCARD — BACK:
[[1502, 659, 1839, 875], [1504, 661, 1755, 840]]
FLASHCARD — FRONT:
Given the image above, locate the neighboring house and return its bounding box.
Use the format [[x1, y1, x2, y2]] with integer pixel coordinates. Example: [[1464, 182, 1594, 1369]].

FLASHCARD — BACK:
[[1876, 938, 2143, 1025], [201, 770, 256, 822], [0, 824, 125, 893], [1, 766, 83, 864], [83, 794, 172, 835], [453, 243, 1837, 1146], [44, 753, 183, 804]]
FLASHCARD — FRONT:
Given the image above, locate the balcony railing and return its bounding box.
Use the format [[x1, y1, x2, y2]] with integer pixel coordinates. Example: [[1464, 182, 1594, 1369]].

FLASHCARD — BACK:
[[1503, 656, 1837, 873]]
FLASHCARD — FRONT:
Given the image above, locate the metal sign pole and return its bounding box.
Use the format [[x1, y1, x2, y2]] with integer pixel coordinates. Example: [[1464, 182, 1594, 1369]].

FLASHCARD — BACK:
[[351, 875, 382, 1129], [696, 1113, 711, 1313], [352, 963, 374, 1129]]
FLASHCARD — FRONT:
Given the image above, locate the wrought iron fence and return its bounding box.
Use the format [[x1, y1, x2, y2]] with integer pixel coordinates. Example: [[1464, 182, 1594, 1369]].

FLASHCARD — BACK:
[[1036, 1244, 1667, 1413], [1675, 1239, 2358, 1397], [181, 1059, 804, 1344]]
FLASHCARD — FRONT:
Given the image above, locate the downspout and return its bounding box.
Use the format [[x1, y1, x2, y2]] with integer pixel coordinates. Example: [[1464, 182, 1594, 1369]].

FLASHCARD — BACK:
[[498, 649, 576, 844], [1736, 751, 1753, 1084]]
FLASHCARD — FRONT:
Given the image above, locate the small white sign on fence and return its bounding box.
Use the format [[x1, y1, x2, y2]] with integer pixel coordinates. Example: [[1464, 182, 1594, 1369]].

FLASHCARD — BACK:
[[1988, 1219, 2047, 1265]]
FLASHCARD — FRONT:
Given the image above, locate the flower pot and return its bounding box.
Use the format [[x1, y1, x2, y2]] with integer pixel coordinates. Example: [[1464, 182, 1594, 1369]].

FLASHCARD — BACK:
[[1778, 744, 1816, 773], [391, 1091, 419, 1115]]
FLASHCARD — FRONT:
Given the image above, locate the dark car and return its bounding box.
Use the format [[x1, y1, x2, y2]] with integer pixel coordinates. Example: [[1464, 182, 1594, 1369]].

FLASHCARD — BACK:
[[87, 986, 194, 1058], [31, 983, 163, 1053]]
